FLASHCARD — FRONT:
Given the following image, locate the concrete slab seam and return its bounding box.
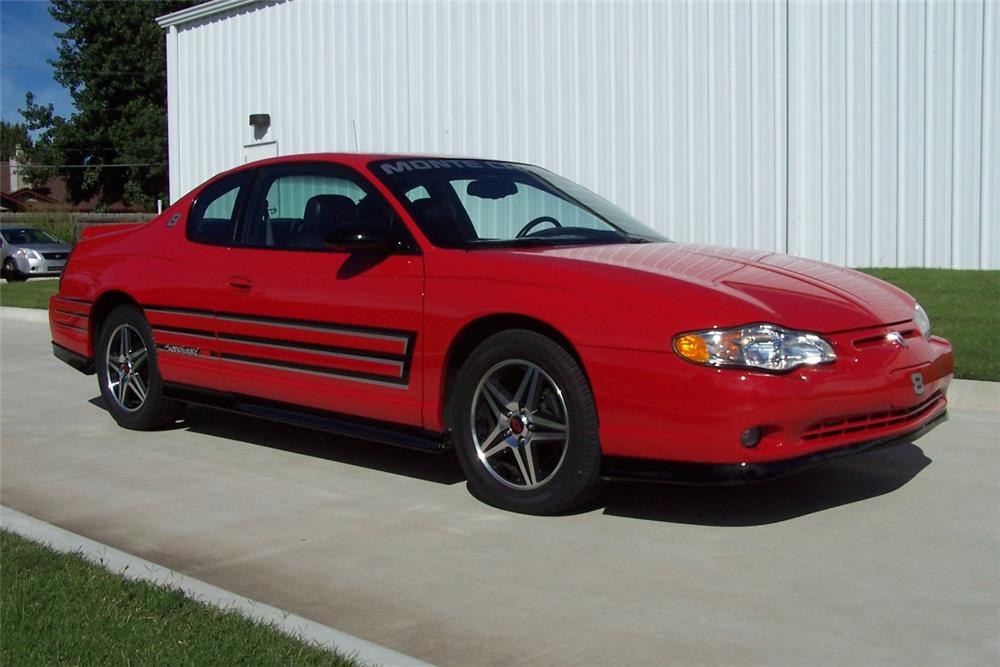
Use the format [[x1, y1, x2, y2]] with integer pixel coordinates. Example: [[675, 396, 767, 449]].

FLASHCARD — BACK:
[[0, 505, 435, 667]]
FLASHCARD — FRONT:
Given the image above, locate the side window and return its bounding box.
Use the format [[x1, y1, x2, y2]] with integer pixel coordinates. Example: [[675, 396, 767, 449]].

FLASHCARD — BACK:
[[187, 171, 252, 245], [242, 164, 410, 251], [404, 185, 430, 202]]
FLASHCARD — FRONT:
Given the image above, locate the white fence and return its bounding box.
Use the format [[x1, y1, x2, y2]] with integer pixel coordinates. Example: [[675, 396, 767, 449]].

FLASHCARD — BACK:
[[163, 0, 999, 268]]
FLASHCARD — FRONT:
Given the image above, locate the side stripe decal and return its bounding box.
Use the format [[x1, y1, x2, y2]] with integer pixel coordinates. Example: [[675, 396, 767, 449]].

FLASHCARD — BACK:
[[146, 305, 415, 387]]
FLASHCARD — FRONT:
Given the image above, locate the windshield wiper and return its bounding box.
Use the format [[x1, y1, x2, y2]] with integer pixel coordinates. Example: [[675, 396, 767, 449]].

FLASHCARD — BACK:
[[467, 237, 581, 249]]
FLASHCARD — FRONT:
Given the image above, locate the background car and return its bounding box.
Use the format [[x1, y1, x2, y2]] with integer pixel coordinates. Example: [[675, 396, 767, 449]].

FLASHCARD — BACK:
[[48, 154, 953, 514], [1, 226, 72, 283]]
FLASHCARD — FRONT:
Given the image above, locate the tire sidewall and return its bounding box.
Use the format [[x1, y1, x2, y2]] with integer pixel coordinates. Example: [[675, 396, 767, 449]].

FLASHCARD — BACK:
[[4, 258, 24, 282], [96, 305, 171, 429], [450, 330, 602, 514]]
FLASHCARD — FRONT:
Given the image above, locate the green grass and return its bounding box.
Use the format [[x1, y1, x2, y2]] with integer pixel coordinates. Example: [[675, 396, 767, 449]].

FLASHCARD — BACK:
[[0, 278, 59, 309], [859, 269, 999, 381], [0, 531, 358, 666], [2, 267, 995, 380]]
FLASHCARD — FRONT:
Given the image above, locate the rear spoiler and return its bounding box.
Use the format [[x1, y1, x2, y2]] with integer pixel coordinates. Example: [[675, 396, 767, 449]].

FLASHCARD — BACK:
[[78, 222, 146, 241]]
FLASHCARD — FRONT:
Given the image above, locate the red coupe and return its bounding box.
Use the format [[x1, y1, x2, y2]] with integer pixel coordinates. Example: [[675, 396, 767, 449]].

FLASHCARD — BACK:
[[50, 154, 953, 513]]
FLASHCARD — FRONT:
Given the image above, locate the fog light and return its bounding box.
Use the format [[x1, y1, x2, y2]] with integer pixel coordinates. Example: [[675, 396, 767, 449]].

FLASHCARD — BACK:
[[740, 427, 761, 448]]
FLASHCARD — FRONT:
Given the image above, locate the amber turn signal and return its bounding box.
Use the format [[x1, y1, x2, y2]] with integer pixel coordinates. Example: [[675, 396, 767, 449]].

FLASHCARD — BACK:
[[674, 334, 710, 363]]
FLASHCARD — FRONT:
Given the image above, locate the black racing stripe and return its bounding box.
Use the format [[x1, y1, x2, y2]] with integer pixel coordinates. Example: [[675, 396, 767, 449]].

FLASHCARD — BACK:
[[220, 352, 408, 386], [217, 331, 407, 363], [54, 321, 87, 333], [53, 307, 89, 318], [142, 303, 413, 340], [152, 323, 216, 338]]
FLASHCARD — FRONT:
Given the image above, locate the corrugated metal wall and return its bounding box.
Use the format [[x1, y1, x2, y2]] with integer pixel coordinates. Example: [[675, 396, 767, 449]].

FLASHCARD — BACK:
[[166, 0, 999, 268]]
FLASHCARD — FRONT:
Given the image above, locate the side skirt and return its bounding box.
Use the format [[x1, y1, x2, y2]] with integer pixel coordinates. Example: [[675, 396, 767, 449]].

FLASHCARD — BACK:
[[162, 382, 448, 454]]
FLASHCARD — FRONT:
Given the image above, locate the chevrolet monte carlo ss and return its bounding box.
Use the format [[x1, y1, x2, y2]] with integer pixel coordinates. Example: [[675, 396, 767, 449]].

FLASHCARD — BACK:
[[50, 154, 953, 514]]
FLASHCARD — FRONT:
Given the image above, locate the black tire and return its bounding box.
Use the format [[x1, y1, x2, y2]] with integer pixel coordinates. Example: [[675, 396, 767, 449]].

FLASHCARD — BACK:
[[449, 329, 603, 514], [3, 258, 26, 283], [96, 304, 182, 430]]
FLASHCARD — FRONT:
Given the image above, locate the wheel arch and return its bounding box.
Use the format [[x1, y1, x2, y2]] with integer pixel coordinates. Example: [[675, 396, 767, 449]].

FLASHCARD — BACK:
[[88, 290, 141, 355], [441, 313, 595, 423]]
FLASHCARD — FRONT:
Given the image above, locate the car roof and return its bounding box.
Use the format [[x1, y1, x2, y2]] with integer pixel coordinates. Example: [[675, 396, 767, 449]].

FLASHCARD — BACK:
[[241, 152, 492, 169]]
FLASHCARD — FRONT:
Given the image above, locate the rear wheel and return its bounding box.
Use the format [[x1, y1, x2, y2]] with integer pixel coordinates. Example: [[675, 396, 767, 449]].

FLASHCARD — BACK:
[[96, 305, 182, 429], [450, 330, 603, 514]]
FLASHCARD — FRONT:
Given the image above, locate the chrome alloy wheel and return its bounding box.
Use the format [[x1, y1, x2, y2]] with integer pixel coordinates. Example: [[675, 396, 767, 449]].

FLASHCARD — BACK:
[[104, 323, 150, 412], [470, 360, 570, 490]]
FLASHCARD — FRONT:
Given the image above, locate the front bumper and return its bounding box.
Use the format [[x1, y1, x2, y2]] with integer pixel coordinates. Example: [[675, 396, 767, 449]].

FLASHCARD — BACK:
[[9, 253, 65, 276], [602, 410, 947, 484], [582, 322, 954, 465]]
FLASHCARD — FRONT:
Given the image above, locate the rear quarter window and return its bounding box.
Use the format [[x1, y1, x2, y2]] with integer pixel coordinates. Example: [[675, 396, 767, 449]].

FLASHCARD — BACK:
[[187, 171, 252, 245]]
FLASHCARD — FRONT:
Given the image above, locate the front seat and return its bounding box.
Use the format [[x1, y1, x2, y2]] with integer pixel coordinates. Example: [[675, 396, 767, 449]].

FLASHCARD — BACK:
[[409, 197, 477, 246], [294, 194, 357, 248]]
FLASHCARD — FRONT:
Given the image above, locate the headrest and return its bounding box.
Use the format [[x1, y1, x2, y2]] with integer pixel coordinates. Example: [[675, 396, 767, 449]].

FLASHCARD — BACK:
[[303, 194, 356, 227]]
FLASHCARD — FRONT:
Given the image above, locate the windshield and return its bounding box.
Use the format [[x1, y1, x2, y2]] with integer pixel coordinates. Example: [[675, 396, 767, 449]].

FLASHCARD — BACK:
[[370, 158, 667, 249], [0, 228, 62, 245]]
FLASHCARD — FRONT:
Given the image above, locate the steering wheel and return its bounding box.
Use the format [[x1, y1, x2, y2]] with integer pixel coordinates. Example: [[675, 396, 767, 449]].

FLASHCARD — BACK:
[[515, 216, 562, 238]]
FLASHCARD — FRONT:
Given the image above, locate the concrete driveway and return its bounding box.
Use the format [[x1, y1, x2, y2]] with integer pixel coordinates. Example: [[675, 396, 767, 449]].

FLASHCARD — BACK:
[[2, 308, 998, 666]]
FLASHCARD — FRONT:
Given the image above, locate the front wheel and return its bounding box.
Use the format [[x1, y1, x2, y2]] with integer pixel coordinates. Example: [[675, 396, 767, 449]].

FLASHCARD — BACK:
[[450, 330, 603, 514], [96, 305, 182, 430], [3, 258, 25, 283]]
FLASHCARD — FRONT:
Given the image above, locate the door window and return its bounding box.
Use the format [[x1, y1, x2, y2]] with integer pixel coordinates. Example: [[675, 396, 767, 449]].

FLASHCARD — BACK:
[[241, 164, 411, 251]]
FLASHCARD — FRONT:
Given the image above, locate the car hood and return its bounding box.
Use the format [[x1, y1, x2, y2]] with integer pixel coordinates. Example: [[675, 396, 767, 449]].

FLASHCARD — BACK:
[[11, 242, 72, 254], [525, 242, 915, 333]]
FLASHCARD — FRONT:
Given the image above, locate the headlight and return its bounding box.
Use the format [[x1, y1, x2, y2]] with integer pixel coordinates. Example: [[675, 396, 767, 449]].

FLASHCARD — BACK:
[[914, 303, 931, 340], [673, 324, 837, 372], [14, 248, 41, 260]]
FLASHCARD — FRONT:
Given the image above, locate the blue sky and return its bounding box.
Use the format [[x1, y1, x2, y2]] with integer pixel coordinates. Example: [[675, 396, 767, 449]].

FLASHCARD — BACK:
[[1, 0, 75, 125]]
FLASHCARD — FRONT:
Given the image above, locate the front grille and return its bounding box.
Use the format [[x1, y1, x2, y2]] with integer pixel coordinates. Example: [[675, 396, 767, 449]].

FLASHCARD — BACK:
[[801, 391, 943, 441], [42, 252, 67, 260]]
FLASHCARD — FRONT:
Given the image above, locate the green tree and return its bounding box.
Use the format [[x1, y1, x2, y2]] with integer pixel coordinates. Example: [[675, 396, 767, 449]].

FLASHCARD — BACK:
[[20, 0, 197, 210], [0, 120, 33, 162]]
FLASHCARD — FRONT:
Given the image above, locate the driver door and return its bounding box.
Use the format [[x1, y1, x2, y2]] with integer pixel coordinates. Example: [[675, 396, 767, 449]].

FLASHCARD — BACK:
[[213, 162, 426, 427]]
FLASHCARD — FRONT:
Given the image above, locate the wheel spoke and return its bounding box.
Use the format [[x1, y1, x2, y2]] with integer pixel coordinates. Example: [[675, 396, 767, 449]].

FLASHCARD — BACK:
[[529, 432, 566, 443], [523, 442, 538, 486], [119, 328, 128, 358], [116, 377, 127, 403], [129, 348, 147, 370], [481, 436, 513, 459], [478, 422, 507, 454], [480, 383, 504, 418], [485, 379, 513, 411], [525, 370, 542, 412], [129, 374, 147, 403], [510, 446, 532, 486], [512, 366, 536, 406], [530, 414, 567, 432]]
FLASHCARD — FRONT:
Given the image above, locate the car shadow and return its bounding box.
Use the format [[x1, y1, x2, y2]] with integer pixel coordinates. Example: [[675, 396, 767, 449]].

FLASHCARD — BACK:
[[593, 443, 932, 526], [87, 397, 931, 523], [88, 397, 465, 485]]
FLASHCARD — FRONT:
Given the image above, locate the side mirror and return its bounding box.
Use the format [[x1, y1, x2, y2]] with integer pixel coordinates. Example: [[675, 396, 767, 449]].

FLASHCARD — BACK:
[[323, 221, 394, 253]]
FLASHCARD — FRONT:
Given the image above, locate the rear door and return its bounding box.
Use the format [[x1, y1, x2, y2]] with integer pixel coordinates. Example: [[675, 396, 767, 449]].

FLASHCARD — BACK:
[[212, 162, 426, 427]]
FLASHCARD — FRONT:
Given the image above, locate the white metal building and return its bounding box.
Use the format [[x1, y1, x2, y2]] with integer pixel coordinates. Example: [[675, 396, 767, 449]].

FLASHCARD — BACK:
[[158, 0, 999, 269]]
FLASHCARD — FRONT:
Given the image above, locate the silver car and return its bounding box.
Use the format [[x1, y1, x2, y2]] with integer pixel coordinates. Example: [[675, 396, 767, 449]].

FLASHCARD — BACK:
[[1, 227, 73, 283]]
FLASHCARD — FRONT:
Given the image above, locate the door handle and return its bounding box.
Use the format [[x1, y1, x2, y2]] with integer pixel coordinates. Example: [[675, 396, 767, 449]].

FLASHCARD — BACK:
[[227, 276, 252, 290]]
